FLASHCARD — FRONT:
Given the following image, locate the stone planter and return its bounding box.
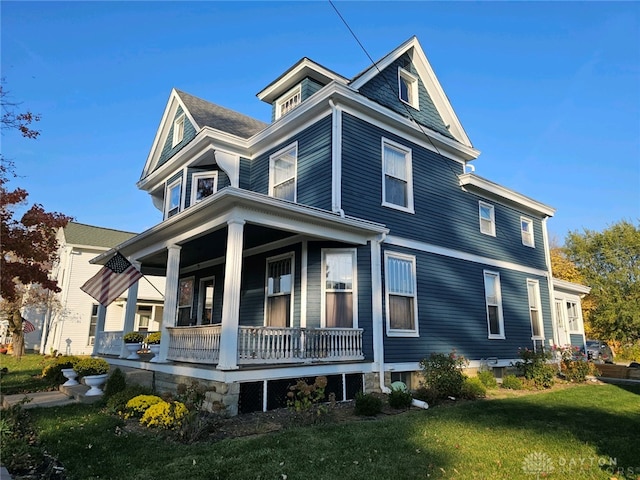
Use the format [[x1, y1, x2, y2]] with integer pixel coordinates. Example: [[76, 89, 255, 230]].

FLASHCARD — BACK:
[[83, 374, 108, 396], [61, 368, 79, 386], [125, 342, 142, 360], [148, 344, 161, 363]]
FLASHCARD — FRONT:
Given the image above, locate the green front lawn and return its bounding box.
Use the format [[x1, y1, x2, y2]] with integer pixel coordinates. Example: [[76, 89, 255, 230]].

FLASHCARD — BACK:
[[23, 383, 640, 480], [0, 353, 57, 394]]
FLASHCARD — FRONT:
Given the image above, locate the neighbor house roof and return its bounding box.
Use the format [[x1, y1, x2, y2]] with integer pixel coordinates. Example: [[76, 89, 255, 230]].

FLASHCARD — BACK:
[[175, 89, 268, 139], [63, 222, 137, 249]]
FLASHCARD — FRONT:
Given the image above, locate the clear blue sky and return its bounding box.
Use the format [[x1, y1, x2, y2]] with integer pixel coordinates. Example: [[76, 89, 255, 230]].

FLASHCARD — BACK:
[[2, 1, 639, 243]]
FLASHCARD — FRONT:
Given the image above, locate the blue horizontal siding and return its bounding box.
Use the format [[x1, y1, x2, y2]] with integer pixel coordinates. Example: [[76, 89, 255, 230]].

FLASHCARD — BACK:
[[341, 113, 548, 270], [157, 107, 197, 170], [381, 245, 553, 363]]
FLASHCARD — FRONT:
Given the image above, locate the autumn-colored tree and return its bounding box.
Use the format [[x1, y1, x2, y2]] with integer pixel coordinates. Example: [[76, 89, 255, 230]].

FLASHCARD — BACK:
[[564, 220, 640, 345], [1, 83, 71, 357]]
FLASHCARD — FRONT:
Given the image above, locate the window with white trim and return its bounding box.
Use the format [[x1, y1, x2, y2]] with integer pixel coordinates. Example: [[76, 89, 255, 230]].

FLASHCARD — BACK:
[[276, 85, 301, 119], [483, 271, 504, 339], [269, 143, 297, 202], [382, 139, 414, 212], [198, 277, 215, 325], [165, 179, 182, 218], [398, 67, 419, 109], [265, 254, 293, 327], [521, 217, 535, 247], [322, 250, 357, 328], [479, 201, 496, 236], [177, 277, 194, 326], [385, 252, 419, 336], [136, 305, 152, 333], [172, 114, 185, 147], [88, 304, 98, 346], [527, 279, 544, 339], [191, 172, 218, 205], [566, 301, 580, 333]]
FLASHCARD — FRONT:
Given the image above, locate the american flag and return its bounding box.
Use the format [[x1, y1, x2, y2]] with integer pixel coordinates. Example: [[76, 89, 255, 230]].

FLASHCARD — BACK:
[[23, 319, 36, 334], [80, 252, 143, 307]]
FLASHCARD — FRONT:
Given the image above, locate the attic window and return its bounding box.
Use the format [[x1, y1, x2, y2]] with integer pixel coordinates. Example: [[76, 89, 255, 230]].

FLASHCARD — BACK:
[[276, 86, 301, 119], [172, 114, 185, 147], [398, 68, 419, 109]]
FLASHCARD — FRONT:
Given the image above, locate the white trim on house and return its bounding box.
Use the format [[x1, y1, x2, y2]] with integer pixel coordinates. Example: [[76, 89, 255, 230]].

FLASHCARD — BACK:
[[483, 270, 505, 340], [330, 101, 343, 214], [384, 251, 419, 337], [172, 114, 185, 147], [479, 201, 496, 236], [321, 248, 358, 329], [527, 279, 544, 340], [275, 85, 302, 119], [268, 142, 298, 202], [521, 216, 535, 248], [263, 252, 295, 327], [398, 67, 419, 109], [197, 276, 215, 325], [384, 235, 550, 277], [381, 138, 415, 214], [190, 171, 218, 205], [164, 177, 183, 219]]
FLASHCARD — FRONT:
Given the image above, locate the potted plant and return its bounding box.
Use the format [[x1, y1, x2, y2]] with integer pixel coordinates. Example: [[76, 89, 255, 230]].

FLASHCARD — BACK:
[[74, 357, 110, 396], [146, 332, 161, 363], [123, 331, 144, 360]]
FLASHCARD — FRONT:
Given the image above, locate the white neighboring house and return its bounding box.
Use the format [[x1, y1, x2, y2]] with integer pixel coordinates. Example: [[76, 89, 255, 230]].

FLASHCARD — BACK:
[[23, 222, 165, 356]]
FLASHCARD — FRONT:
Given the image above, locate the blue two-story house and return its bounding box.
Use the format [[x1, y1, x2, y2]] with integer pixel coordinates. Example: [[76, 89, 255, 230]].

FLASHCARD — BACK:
[[91, 37, 587, 415]]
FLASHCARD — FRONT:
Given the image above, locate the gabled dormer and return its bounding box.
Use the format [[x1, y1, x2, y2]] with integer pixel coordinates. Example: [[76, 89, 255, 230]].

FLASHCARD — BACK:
[[350, 36, 472, 149], [257, 58, 349, 122]]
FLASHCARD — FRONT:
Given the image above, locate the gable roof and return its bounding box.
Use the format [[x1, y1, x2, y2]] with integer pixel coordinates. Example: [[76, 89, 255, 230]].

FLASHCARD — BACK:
[[350, 36, 472, 148], [63, 222, 137, 249], [175, 89, 268, 139]]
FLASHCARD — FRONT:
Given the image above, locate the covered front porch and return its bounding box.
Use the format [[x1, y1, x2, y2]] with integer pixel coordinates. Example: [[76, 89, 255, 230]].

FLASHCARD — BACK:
[[91, 188, 387, 372]]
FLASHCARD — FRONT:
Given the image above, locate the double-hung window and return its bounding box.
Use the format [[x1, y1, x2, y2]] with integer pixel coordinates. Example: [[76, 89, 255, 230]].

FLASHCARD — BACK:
[[483, 271, 504, 339], [479, 201, 496, 236], [265, 254, 293, 327], [172, 114, 185, 147], [322, 250, 357, 328], [269, 143, 297, 202], [88, 304, 98, 346], [385, 252, 419, 336], [191, 172, 217, 205], [382, 139, 414, 212], [527, 279, 544, 339], [521, 217, 535, 247], [199, 277, 215, 325], [398, 68, 419, 109], [566, 301, 580, 333], [177, 277, 194, 326], [165, 179, 182, 218]]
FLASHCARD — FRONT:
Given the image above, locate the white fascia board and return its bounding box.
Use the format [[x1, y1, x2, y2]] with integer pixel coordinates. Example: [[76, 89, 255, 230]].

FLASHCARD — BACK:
[[552, 278, 591, 295], [350, 36, 472, 148], [137, 130, 248, 193], [91, 187, 389, 265], [257, 58, 349, 103], [459, 172, 556, 218], [140, 89, 201, 181]]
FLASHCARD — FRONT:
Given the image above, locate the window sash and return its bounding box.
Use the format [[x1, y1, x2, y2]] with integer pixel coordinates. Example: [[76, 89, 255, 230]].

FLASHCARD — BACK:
[[166, 180, 182, 217], [521, 218, 534, 247], [172, 115, 185, 146], [385, 254, 418, 333], [566, 301, 580, 332], [383, 142, 412, 210], [192, 173, 217, 204], [270, 145, 297, 202], [200, 279, 214, 325], [479, 202, 495, 235], [323, 251, 355, 328], [484, 272, 503, 338]]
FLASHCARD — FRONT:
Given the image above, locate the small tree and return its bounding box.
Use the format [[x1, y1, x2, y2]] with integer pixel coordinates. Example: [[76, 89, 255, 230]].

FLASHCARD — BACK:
[[1, 83, 71, 357]]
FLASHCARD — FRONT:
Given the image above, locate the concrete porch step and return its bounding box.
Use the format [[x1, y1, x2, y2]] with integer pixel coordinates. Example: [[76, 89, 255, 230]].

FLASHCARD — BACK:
[[59, 383, 104, 404], [2, 390, 77, 410]]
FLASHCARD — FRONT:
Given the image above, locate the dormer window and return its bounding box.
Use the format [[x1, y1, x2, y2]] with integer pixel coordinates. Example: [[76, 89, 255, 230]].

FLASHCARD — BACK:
[[398, 68, 419, 109], [276, 86, 301, 119], [165, 179, 182, 218], [172, 114, 185, 147]]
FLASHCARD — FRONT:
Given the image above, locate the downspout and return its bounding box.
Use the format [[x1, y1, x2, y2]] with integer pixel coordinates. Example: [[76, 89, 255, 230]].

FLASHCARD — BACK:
[[329, 99, 345, 218], [370, 233, 390, 394], [542, 217, 559, 350]]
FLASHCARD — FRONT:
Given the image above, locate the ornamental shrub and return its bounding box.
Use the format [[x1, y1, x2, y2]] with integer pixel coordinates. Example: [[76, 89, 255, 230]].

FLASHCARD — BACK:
[[514, 347, 556, 389], [501, 374, 523, 390], [123, 331, 144, 343], [145, 332, 161, 344], [74, 357, 110, 377], [104, 368, 126, 398], [106, 385, 154, 415], [286, 376, 327, 413], [412, 386, 441, 406], [461, 377, 487, 399], [419, 351, 468, 398], [476, 369, 498, 389], [41, 355, 80, 383], [124, 394, 164, 419], [388, 387, 413, 409], [140, 400, 188, 430], [556, 345, 599, 382], [354, 392, 383, 416]]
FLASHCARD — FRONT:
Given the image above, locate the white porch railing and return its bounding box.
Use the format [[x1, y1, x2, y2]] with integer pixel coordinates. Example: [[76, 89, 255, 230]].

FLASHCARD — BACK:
[[95, 331, 124, 356], [166, 325, 222, 364], [238, 327, 364, 364]]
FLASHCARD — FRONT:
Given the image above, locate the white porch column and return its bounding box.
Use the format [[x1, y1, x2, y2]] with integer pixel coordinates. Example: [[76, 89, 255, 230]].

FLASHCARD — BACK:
[[91, 304, 107, 356], [218, 219, 245, 370], [158, 245, 181, 363], [119, 261, 140, 358]]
